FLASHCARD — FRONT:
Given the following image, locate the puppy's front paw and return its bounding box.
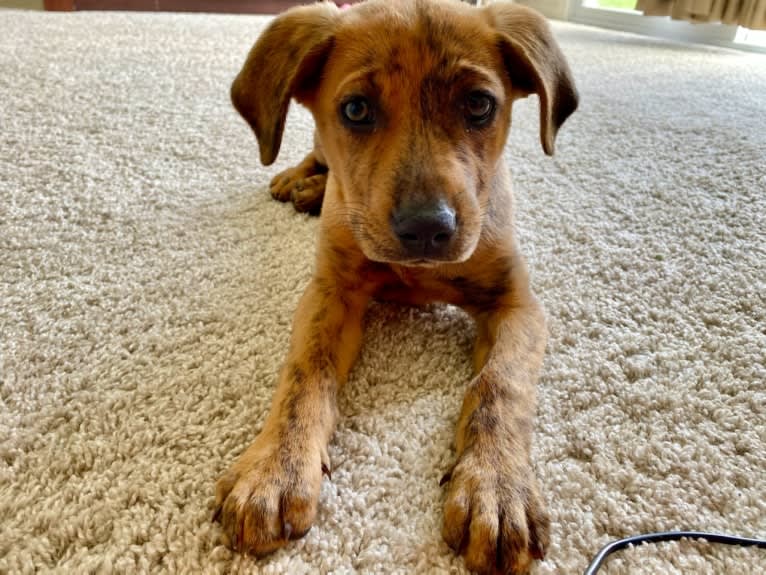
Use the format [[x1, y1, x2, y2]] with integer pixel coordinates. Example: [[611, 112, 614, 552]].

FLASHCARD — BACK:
[[214, 433, 325, 556], [442, 451, 550, 575]]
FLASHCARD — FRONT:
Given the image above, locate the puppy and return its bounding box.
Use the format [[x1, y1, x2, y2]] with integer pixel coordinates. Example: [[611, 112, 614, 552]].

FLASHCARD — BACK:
[[216, 1, 578, 573]]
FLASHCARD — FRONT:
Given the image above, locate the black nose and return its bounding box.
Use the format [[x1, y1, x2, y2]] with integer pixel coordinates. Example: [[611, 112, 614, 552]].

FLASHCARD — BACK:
[[391, 201, 457, 258]]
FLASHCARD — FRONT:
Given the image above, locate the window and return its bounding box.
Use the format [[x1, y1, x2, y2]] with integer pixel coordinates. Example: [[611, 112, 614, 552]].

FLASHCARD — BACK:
[[736, 27, 766, 48], [568, 0, 766, 53]]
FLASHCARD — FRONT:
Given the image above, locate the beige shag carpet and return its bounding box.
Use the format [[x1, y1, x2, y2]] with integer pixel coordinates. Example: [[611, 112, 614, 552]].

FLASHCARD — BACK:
[[1, 6, 764, 574]]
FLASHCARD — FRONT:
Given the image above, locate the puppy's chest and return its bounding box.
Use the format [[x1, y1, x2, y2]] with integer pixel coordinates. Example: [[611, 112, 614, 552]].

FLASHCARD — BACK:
[[378, 266, 465, 306], [394, 267, 434, 289]]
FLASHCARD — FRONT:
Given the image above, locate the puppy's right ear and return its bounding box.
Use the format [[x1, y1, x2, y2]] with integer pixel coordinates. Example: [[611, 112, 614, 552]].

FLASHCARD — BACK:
[[231, 3, 339, 166]]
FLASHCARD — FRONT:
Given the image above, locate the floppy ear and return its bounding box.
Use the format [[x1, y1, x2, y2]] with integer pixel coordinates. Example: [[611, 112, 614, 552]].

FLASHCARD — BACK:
[[231, 3, 339, 165], [484, 3, 578, 155]]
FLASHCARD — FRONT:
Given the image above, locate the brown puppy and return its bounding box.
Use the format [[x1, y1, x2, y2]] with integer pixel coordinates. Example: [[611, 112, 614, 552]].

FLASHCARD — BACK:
[[216, 1, 578, 573]]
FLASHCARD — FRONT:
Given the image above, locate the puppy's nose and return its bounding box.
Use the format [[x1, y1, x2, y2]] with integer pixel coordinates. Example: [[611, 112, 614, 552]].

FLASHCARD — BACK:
[[391, 201, 457, 257]]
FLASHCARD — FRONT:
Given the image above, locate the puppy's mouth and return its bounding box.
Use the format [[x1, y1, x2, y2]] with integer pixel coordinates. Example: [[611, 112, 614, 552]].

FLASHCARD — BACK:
[[367, 251, 469, 268], [398, 257, 446, 268], [348, 197, 481, 266], [359, 233, 479, 268]]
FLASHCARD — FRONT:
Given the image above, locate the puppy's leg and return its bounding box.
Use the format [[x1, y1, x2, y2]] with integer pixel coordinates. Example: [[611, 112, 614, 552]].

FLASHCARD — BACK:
[[443, 266, 550, 575], [215, 276, 368, 555], [269, 133, 328, 213]]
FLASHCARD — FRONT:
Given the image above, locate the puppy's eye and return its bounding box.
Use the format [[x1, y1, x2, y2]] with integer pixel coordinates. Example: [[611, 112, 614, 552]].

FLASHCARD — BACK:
[[341, 96, 374, 128], [465, 92, 496, 126]]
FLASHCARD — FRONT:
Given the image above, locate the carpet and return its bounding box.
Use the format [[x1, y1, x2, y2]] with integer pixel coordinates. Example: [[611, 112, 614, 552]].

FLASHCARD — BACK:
[[1, 6, 764, 574]]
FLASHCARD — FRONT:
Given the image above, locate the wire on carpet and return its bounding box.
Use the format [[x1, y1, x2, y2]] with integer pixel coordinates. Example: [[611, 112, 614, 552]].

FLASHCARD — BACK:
[[584, 531, 766, 575]]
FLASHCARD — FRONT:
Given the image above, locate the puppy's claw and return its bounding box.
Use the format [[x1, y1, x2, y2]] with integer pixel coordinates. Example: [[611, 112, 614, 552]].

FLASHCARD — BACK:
[[288, 524, 312, 540], [320, 447, 332, 480], [440, 463, 456, 486]]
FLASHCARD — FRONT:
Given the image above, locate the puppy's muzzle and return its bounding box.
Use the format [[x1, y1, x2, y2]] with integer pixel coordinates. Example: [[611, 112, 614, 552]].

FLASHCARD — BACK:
[[391, 200, 457, 260]]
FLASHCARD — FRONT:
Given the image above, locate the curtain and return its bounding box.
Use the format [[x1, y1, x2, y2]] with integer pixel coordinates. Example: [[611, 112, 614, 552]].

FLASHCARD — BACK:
[[637, 0, 766, 29]]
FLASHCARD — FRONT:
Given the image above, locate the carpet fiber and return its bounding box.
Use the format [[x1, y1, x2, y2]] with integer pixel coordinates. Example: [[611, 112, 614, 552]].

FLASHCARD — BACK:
[[1, 6, 764, 574]]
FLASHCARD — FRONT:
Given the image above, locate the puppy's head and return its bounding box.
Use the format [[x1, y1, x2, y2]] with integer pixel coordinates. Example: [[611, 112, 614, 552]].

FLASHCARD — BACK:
[[232, 0, 578, 266]]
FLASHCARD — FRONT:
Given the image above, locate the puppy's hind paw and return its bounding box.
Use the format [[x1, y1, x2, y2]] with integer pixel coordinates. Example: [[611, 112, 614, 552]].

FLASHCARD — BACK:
[[290, 173, 327, 214], [268, 153, 328, 214]]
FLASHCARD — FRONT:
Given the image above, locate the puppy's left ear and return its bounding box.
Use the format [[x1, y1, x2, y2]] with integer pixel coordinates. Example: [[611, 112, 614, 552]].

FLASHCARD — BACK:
[[484, 3, 578, 155]]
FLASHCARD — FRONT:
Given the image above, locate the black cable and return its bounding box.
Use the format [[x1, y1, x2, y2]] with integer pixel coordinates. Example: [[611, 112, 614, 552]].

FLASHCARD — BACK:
[[584, 531, 766, 575]]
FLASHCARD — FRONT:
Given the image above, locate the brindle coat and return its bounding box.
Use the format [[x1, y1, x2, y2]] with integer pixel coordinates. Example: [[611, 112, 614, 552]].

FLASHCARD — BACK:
[[215, 1, 578, 573]]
